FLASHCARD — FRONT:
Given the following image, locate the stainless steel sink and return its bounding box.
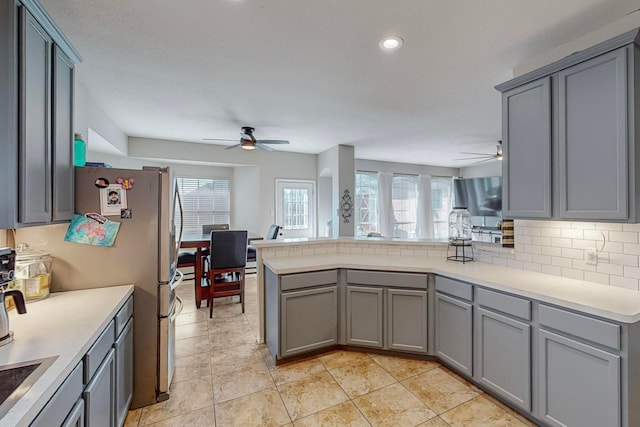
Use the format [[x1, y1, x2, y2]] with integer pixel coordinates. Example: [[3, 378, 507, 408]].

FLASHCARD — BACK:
[[0, 356, 57, 419]]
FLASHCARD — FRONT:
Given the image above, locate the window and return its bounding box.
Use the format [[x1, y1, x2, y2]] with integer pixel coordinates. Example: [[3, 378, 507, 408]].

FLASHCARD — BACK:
[[431, 176, 453, 239], [175, 177, 230, 236], [355, 172, 379, 236], [392, 174, 418, 238]]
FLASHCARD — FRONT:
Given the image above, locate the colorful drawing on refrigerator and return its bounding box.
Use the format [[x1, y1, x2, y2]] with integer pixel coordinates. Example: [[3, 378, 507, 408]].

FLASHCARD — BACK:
[[64, 214, 121, 247]]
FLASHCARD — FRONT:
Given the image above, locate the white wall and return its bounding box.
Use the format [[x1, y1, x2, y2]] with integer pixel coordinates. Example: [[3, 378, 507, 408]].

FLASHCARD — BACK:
[[233, 166, 261, 232], [74, 81, 128, 154], [128, 137, 317, 235], [355, 159, 459, 177], [515, 10, 640, 77], [460, 160, 501, 178]]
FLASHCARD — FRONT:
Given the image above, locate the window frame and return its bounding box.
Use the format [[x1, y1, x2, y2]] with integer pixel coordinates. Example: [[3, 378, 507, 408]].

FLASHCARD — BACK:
[[174, 176, 231, 236]]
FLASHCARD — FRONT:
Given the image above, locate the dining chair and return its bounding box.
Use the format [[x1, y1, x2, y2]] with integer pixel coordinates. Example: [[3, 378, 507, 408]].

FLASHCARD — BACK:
[[176, 250, 196, 282], [204, 230, 248, 318], [246, 224, 281, 273]]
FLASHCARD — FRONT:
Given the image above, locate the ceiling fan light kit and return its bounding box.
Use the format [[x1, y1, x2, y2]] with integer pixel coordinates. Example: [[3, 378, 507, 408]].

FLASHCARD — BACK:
[[203, 126, 290, 151]]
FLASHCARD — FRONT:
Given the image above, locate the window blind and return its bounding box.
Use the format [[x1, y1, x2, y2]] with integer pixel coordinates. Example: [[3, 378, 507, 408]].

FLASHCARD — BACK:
[[175, 177, 230, 236]]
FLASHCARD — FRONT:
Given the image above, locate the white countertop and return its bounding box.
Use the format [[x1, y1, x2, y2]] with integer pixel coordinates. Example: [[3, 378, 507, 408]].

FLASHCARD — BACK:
[[253, 236, 450, 248], [263, 254, 640, 324], [0, 285, 134, 427]]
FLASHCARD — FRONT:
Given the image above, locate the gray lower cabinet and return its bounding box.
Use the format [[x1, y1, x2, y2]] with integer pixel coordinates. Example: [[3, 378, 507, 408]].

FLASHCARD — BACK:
[[475, 307, 531, 411], [345, 270, 429, 355], [387, 288, 427, 353], [61, 399, 84, 427], [346, 286, 383, 348], [31, 362, 84, 427], [434, 292, 473, 376], [84, 348, 116, 427], [114, 318, 134, 427], [538, 329, 620, 427], [281, 285, 338, 357]]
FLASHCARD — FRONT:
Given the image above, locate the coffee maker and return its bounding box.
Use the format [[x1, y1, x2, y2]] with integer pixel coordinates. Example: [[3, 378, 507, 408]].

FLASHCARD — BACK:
[[0, 247, 27, 347]]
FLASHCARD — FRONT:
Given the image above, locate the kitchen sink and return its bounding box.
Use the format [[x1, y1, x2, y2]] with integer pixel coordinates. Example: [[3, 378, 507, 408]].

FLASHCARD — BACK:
[[0, 356, 57, 419]]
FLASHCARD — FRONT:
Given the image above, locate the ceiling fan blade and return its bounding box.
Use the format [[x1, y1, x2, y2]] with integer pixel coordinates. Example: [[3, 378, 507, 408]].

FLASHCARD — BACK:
[[224, 143, 242, 150], [255, 143, 275, 151], [203, 138, 238, 142], [459, 152, 493, 156], [255, 139, 289, 145], [454, 156, 495, 160]]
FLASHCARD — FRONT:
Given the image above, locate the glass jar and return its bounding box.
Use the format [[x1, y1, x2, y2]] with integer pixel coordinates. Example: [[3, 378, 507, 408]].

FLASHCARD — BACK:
[[448, 207, 472, 245], [14, 243, 53, 302]]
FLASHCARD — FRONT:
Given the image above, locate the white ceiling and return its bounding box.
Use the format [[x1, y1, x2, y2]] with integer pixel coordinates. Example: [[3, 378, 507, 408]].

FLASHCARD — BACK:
[[41, 0, 638, 167]]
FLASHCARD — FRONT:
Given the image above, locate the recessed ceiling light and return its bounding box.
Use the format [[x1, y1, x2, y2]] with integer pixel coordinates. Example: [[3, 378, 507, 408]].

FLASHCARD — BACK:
[[379, 36, 404, 51]]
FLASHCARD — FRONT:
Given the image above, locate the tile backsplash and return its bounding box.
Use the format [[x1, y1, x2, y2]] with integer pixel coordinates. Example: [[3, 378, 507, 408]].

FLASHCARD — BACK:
[[475, 220, 640, 291], [259, 220, 640, 292]]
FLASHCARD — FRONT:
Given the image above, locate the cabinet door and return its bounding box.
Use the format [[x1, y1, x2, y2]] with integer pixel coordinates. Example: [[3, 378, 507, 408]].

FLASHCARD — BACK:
[[281, 285, 337, 357], [435, 293, 473, 376], [31, 362, 83, 427], [475, 308, 531, 412], [19, 7, 52, 224], [502, 77, 552, 218], [387, 288, 427, 353], [558, 47, 628, 220], [51, 45, 74, 221], [62, 399, 85, 427], [115, 318, 133, 427], [84, 348, 115, 427], [538, 329, 620, 427], [346, 286, 383, 348]]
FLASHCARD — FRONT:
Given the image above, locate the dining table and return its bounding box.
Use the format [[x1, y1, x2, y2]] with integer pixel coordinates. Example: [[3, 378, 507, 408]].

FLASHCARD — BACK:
[[180, 232, 262, 308]]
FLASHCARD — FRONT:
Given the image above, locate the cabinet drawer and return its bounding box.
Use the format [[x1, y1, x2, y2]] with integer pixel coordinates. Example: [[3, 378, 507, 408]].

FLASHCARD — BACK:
[[84, 319, 115, 383], [347, 270, 427, 290], [539, 304, 620, 350], [435, 276, 473, 301], [281, 270, 337, 291], [31, 362, 83, 427], [115, 295, 133, 337], [477, 288, 531, 321]]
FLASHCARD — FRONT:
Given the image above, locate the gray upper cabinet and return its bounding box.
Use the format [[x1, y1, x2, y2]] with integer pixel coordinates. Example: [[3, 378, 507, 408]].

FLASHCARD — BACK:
[[0, 0, 80, 228], [20, 7, 52, 224], [502, 77, 552, 218], [558, 48, 628, 220], [496, 30, 640, 222], [52, 45, 74, 221]]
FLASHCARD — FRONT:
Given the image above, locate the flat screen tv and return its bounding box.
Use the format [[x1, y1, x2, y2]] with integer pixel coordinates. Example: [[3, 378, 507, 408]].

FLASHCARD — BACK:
[[453, 176, 502, 217]]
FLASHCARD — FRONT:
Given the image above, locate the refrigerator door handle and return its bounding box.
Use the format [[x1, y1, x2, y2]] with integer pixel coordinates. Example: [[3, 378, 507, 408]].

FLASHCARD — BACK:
[[174, 185, 184, 264], [170, 296, 184, 322], [171, 270, 183, 291]]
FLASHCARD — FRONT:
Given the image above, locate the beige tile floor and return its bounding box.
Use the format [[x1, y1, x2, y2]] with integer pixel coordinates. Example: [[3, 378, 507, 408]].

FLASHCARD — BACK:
[[124, 275, 539, 427]]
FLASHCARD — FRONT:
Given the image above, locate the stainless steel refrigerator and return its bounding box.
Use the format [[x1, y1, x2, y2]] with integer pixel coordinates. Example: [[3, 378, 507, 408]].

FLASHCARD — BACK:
[[17, 166, 184, 409]]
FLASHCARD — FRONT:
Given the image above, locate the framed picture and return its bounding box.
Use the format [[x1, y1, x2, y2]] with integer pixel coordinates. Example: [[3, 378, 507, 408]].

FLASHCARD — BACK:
[[100, 184, 128, 216]]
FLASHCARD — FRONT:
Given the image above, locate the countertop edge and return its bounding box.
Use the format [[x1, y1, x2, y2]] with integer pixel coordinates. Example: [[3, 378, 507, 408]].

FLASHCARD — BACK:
[[262, 257, 640, 324]]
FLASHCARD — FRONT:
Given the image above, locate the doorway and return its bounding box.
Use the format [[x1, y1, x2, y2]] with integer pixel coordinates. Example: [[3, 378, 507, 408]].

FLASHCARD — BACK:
[[276, 180, 316, 238]]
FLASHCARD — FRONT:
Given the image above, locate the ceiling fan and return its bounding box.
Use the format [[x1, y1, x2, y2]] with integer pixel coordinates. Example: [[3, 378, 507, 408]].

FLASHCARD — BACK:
[[203, 126, 290, 151], [454, 141, 503, 165]]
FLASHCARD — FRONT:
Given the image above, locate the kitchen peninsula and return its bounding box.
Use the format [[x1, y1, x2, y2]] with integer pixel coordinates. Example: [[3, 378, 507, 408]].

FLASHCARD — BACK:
[[254, 238, 640, 427]]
